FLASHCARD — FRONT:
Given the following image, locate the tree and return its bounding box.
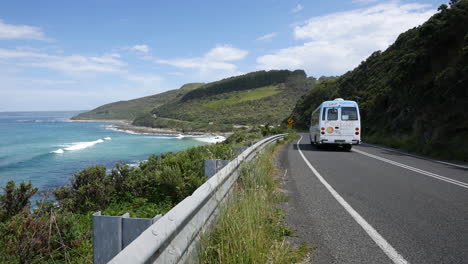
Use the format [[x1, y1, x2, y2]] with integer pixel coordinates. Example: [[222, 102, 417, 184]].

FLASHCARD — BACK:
[[449, 0, 460, 7], [0, 181, 37, 221], [438, 4, 448, 11]]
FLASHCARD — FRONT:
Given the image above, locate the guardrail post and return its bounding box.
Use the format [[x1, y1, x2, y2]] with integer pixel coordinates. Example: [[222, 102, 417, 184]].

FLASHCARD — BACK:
[[233, 146, 248, 156], [204, 159, 229, 178], [93, 212, 163, 264], [122, 216, 155, 249], [93, 212, 126, 264]]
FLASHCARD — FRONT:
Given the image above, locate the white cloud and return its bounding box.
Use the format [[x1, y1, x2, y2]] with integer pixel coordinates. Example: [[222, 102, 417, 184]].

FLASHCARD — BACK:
[[157, 44, 248, 81], [0, 20, 48, 40], [256, 32, 278, 42], [157, 45, 247, 70], [257, 2, 435, 76], [21, 78, 77, 86], [352, 0, 379, 4], [0, 48, 48, 59], [30, 54, 126, 74], [205, 45, 248, 61], [0, 72, 168, 111], [126, 74, 162, 85], [0, 48, 126, 74], [127, 44, 150, 53], [291, 4, 304, 13]]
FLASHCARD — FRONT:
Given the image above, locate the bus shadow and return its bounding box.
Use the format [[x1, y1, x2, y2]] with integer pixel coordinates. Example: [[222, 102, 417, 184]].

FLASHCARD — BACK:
[[293, 142, 352, 153]]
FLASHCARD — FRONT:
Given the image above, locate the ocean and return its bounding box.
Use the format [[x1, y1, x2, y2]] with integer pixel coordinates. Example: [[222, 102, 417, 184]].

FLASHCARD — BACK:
[[0, 111, 217, 198]]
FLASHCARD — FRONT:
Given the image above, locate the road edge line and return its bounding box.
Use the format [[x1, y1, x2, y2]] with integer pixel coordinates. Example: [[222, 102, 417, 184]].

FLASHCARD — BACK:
[[296, 136, 409, 264], [361, 143, 468, 170], [353, 148, 468, 189]]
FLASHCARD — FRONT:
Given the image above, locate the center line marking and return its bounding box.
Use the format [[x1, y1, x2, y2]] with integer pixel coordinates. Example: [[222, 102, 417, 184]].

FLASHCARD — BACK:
[[296, 136, 409, 264], [353, 148, 468, 189]]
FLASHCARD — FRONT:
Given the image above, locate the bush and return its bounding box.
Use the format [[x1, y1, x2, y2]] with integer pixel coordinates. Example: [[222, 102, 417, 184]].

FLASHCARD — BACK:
[[0, 198, 92, 264], [0, 181, 37, 221], [54, 166, 112, 213]]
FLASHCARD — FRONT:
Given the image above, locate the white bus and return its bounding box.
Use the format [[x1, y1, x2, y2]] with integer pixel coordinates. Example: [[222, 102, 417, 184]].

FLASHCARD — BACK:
[[309, 98, 361, 151]]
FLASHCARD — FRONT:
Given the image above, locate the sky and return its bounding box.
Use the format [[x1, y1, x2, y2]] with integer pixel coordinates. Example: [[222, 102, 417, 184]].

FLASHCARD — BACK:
[[0, 0, 445, 111]]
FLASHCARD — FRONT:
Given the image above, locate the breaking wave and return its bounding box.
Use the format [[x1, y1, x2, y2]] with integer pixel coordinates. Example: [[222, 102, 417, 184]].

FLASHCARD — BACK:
[[51, 138, 108, 153], [193, 136, 226, 143]]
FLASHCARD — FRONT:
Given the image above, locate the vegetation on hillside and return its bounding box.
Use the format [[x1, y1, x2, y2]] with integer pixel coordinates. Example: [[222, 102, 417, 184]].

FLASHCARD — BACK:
[[291, 0, 468, 160], [181, 70, 306, 101], [74, 70, 316, 132], [71, 83, 204, 121], [133, 70, 315, 130], [132, 116, 235, 132], [202, 85, 281, 108]]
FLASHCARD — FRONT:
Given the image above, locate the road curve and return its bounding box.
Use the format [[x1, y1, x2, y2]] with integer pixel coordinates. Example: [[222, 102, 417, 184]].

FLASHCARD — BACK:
[[278, 133, 468, 264]]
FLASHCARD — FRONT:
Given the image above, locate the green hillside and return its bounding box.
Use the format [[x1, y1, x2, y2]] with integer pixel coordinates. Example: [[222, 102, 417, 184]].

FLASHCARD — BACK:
[[71, 83, 204, 121], [180, 70, 304, 101], [133, 70, 315, 131], [202, 85, 281, 108], [290, 0, 468, 160]]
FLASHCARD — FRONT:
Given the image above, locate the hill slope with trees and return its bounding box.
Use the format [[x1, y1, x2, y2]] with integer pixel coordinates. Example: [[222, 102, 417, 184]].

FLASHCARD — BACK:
[[71, 83, 204, 121], [132, 70, 315, 131], [74, 70, 316, 132], [290, 0, 468, 160]]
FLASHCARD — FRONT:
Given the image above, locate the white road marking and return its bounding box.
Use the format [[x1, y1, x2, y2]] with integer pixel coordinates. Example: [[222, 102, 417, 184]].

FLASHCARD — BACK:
[[353, 148, 468, 189], [296, 136, 409, 264], [362, 143, 468, 169]]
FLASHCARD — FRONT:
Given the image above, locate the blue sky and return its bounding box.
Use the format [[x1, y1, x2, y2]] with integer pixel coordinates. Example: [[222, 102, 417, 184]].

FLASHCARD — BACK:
[[0, 0, 445, 111]]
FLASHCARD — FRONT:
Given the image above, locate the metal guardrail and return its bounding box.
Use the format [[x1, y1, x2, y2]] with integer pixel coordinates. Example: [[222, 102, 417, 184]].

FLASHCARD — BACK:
[[109, 134, 286, 264]]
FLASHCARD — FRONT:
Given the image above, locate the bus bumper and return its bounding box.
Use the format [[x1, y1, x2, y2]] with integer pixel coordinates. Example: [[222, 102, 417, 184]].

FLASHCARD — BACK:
[[319, 138, 360, 145]]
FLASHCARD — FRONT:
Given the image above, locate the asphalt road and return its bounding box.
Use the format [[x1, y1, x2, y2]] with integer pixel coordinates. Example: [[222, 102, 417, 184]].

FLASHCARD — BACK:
[[278, 133, 468, 264]]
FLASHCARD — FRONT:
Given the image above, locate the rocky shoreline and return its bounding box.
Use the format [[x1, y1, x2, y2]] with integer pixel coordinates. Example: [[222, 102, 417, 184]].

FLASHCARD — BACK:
[[106, 123, 233, 137], [70, 119, 131, 123]]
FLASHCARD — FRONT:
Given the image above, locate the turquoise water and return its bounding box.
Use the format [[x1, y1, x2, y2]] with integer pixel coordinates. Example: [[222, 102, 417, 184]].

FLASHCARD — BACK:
[[0, 111, 209, 195]]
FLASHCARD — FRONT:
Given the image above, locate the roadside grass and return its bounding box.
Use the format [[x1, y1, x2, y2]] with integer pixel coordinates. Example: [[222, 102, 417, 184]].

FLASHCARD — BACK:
[[202, 85, 280, 108], [198, 137, 308, 264]]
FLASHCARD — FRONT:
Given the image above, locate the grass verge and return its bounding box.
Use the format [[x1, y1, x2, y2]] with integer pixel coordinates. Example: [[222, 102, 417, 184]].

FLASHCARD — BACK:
[[198, 135, 308, 263]]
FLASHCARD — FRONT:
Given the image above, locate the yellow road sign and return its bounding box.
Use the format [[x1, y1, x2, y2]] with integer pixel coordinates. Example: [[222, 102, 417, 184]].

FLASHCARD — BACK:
[[287, 118, 294, 124]]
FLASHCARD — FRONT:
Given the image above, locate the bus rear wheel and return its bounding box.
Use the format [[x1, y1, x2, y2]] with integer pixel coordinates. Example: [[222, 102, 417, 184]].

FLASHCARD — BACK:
[[343, 144, 352, 151]]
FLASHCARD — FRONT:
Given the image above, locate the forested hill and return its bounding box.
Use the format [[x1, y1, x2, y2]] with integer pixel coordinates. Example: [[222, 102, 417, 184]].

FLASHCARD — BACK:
[[290, 0, 468, 160], [71, 83, 204, 121], [133, 70, 315, 131], [74, 70, 316, 131], [180, 70, 305, 101]]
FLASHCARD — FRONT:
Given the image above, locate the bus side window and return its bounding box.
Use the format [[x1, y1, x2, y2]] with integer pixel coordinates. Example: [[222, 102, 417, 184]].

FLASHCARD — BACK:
[[312, 111, 319, 125], [322, 108, 326, 120]]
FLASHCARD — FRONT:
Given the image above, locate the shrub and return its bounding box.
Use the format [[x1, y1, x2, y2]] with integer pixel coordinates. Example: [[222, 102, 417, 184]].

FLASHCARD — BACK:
[[0, 181, 37, 221]]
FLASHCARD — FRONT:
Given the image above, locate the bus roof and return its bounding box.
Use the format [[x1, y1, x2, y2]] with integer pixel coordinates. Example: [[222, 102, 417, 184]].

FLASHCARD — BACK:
[[321, 100, 358, 108]]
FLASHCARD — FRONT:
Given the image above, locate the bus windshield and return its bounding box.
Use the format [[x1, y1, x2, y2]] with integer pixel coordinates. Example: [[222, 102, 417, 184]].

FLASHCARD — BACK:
[[341, 107, 358, 120]]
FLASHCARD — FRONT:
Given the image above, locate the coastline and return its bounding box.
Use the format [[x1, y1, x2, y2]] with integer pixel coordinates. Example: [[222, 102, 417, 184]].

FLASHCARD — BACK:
[[69, 119, 131, 123], [106, 123, 233, 137]]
